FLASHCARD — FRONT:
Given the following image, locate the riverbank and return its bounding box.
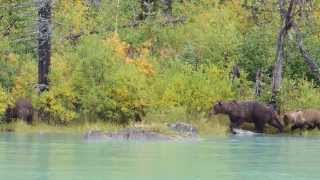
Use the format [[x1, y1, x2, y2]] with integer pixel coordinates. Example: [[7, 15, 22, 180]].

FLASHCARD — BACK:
[[1, 119, 320, 137], [0, 118, 229, 137]]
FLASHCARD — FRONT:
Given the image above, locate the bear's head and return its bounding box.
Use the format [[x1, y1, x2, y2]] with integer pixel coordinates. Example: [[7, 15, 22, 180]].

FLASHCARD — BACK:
[[209, 101, 237, 116]]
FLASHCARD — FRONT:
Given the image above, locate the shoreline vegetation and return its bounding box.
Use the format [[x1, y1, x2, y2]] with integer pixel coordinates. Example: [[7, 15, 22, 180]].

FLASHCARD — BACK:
[[1, 1, 320, 137], [2, 118, 320, 138], [0, 118, 229, 137]]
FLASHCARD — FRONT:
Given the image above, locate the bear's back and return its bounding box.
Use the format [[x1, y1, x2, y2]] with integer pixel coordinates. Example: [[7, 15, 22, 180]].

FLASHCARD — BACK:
[[302, 109, 320, 123]]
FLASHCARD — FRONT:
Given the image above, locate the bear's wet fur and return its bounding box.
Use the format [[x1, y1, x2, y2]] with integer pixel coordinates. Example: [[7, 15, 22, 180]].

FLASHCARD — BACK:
[[5, 98, 33, 124], [284, 109, 320, 131], [210, 100, 283, 133]]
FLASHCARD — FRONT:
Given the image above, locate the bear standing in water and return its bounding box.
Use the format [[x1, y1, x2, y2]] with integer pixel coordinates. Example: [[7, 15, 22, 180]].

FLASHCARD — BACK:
[[5, 98, 33, 124], [209, 101, 283, 133], [284, 109, 320, 131]]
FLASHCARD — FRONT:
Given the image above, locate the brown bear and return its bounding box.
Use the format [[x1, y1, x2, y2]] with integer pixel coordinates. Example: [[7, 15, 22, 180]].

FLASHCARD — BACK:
[[283, 109, 320, 131], [5, 98, 33, 124], [209, 100, 283, 133]]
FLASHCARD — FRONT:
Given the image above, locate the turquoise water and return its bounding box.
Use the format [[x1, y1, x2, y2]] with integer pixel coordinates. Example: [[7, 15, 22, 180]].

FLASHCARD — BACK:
[[0, 133, 319, 180]]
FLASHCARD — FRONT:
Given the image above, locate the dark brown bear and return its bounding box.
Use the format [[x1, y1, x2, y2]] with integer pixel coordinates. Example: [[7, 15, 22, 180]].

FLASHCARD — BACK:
[[209, 101, 283, 133], [5, 98, 33, 124]]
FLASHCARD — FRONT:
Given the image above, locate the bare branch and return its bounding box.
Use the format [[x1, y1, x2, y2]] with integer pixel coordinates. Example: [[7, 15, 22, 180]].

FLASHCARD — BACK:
[[292, 22, 320, 82]]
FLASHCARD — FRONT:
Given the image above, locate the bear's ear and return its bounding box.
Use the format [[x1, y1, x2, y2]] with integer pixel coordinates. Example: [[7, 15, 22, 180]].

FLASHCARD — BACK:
[[218, 101, 222, 105]]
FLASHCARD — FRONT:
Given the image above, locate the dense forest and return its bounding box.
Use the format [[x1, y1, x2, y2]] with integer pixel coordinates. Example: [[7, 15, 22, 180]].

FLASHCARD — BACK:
[[0, 0, 320, 128]]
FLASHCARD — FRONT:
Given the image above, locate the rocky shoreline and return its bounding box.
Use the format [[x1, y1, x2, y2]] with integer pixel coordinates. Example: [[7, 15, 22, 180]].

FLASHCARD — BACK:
[[84, 122, 199, 141]]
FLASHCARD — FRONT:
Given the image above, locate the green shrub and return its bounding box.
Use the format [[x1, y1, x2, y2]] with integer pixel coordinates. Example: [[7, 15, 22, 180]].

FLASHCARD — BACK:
[[153, 63, 251, 113], [280, 79, 320, 112], [238, 27, 276, 80], [31, 52, 77, 124], [0, 87, 11, 120], [0, 37, 18, 90], [72, 36, 152, 123]]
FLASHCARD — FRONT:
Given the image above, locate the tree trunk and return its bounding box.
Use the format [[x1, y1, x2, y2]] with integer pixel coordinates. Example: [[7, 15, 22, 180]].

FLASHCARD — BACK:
[[231, 64, 240, 82], [37, 0, 52, 93], [160, 0, 173, 18], [138, 0, 173, 20], [87, 0, 101, 7], [271, 24, 287, 105], [271, 0, 295, 110], [255, 69, 262, 97], [139, 0, 157, 20]]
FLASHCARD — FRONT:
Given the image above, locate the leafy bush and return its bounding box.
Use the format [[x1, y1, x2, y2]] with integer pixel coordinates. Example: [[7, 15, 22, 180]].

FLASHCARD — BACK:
[[10, 57, 37, 99], [35, 90, 77, 124], [33, 53, 78, 124], [71, 35, 152, 123], [238, 27, 276, 80], [0, 87, 11, 121], [153, 62, 252, 113], [280, 79, 320, 112], [0, 53, 17, 90]]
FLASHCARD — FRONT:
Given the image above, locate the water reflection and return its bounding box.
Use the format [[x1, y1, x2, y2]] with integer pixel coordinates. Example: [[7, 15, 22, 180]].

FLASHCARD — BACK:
[[0, 134, 319, 180]]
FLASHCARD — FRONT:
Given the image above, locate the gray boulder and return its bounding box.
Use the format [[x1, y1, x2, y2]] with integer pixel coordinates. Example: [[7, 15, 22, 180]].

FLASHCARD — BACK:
[[168, 122, 198, 137], [84, 128, 173, 141]]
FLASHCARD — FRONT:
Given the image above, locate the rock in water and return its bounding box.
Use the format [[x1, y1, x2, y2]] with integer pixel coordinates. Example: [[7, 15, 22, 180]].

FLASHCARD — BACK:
[[84, 128, 173, 141], [84, 130, 107, 140], [168, 122, 198, 137], [232, 128, 259, 136]]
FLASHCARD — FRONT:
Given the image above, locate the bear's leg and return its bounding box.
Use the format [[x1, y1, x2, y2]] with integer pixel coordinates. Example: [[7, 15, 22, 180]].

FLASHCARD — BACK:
[[268, 119, 283, 133], [231, 118, 244, 128], [317, 123, 320, 130], [306, 122, 315, 130], [254, 121, 264, 133], [229, 122, 239, 134], [229, 117, 241, 134], [229, 124, 236, 134], [26, 113, 33, 125], [236, 118, 246, 127], [291, 124, 304, 132]]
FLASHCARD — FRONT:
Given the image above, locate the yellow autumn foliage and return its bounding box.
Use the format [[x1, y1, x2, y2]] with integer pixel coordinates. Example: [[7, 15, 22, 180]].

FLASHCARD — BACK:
[[11, 60, 37, 100], [0, 87, 11, 118], [56, 0, 90, 34], [34, 53, 78, 123], [106, 33, 155, 76]]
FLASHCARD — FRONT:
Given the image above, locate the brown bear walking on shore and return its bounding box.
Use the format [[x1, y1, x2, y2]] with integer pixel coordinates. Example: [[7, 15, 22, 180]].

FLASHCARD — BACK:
[[210, 101, 283, 133], [5, 98, 33, 124], [283, 109, 320, 131]]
